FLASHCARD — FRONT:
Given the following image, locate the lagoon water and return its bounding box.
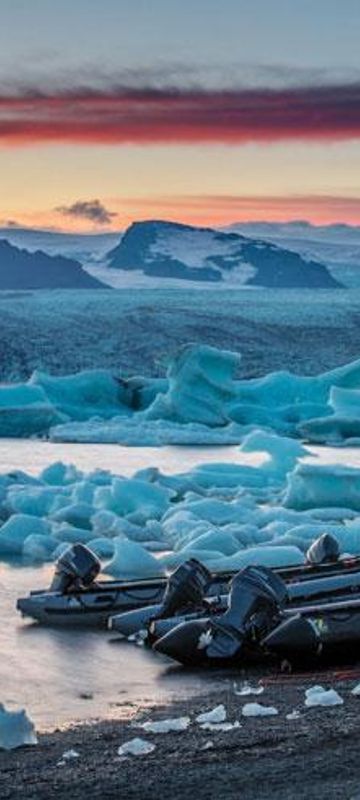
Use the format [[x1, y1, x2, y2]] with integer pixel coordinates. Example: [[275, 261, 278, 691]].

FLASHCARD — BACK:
[[1, 439, 360, 730]]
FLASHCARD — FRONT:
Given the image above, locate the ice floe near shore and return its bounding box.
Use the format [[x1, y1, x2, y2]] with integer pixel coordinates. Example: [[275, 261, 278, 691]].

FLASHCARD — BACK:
[[2, 429, 360, 574], [0, 705, 37, 750], [3, 344, 360, 445]]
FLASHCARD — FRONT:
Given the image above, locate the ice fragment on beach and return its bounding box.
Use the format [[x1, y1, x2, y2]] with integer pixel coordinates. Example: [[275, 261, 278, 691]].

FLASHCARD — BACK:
[[196, 705, 227, 724], [234, 682, 264, 697], [199, 721, 241, 732], [0, 704, 37, 750], [351, 684, 360, 696], [305, 686, 343, 707], [286, 710, 301, 720], [242, 703, 278, 717], [140, 717, 190, 734], [201, 740, 214, 750], [61, 749, 80, 760], [117, 737, 156, 756]]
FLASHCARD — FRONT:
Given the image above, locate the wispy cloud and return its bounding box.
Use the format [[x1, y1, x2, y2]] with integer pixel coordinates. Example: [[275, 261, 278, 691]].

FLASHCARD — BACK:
[[0, 78, 359, 147], [55, 198, 117, 225]]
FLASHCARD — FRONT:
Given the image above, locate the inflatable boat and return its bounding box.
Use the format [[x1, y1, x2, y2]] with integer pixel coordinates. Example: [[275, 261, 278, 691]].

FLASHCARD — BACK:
[[16, 534, 360, 629], [153, 565, 360, 667]]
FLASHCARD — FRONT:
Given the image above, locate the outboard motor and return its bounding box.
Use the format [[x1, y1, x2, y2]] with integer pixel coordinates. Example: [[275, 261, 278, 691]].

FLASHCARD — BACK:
[[110, 559, 212, 637], [159, 558, 212, 618], [154, 565, 288, 666], [306, 533, 340, 566], [50, 543, 101, 594]]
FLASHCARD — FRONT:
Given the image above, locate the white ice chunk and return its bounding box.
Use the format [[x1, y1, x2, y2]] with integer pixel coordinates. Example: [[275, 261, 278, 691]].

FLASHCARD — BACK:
[[139, 717, 190, 733], [242, 703, 278, 717], [286, 710, 301, 720], [61, 749, 80, 760], [196, 705, 226, 724], [233, 682, 264, 696], [199, 721, 241, 732], [117, 737, 156, 756], [304, 686, 343, 707]]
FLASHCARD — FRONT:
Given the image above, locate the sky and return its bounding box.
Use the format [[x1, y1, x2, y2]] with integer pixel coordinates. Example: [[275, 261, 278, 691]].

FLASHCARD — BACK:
[[0, 0, 359, 231]]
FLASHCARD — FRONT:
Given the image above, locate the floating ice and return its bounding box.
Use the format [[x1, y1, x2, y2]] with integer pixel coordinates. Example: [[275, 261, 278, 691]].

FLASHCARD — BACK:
[[3, 346, 360, 444], [238, 430, 310, 479], [95, 477, 173, 523], [22, 533, 58, 563], [210, 545, 304, 572], [242, 703, 278, 717], [145, 344, 241, 427], [139, 717, 190, 733], [0, 383, 62, 437], [284, 463, 360, 511], [304, 686, 344, 707], [196, 705, 227, 724], [0, 704, 37, 750], [0, 514, 51, 555], [117, 737, 155, 756], [30, 368, 130, 421], [103, 537, 166, 580]]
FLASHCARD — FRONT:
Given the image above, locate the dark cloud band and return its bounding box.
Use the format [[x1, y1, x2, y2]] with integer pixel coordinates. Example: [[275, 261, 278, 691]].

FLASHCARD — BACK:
[[0, 83, 359, 145]]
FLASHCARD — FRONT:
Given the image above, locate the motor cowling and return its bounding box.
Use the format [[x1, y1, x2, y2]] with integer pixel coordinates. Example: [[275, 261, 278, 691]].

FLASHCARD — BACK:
[[306, 533, 340, 566], [50, 543, 101, 593], [154, 565, 288, 665], [159, 558, 212, 619]]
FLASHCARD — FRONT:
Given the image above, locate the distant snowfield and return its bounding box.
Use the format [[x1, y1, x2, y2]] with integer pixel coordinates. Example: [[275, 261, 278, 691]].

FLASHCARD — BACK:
[[84, 264, 260, 289]]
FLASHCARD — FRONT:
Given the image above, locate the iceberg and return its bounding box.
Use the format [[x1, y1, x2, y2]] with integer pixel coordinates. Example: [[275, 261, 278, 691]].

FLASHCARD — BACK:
[[103, 537, 166, 580], [3, 345, 360, 445], [144, 344, 241, 426], [0, 704, 37, 750], [22, 533, 58, 562], [94, 478, 173, 523], [30, 369, 131, 421], [284, 463, 360, 511], [0, 514, 51, 555], [0, 383, 62, 437]]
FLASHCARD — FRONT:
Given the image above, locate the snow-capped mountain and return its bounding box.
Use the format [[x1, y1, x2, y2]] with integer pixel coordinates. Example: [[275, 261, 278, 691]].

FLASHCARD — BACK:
[[0, 227, 119, 265], [0, 239, 109, 289], [107, 220, 341, 288], [223, 221, 360, 287]]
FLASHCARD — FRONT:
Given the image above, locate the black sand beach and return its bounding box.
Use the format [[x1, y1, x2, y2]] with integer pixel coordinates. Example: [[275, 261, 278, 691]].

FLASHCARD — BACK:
[[2, 670, 360, 800]]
